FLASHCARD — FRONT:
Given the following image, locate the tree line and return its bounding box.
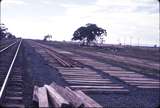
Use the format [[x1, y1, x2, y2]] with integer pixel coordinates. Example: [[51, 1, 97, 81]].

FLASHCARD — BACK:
[[1, 23, 107, 45], [43, 23, 107, 46], [0, 23, 16, 40]]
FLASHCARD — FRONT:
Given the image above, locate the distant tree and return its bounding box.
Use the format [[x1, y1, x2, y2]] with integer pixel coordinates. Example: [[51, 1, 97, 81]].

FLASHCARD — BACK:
[[0, 24, 16, 40], [154, 44, 157, 48], [6, 32, 16, 39], [0, 23, 8, 40], [72, 23, 107, 46], [43, 34, 52, 41]]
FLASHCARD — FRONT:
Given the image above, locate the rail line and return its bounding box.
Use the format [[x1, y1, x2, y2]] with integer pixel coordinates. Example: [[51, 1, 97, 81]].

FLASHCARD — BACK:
[[28, 40, 129, 93], [0, 41, 17, 53], [30, 41, 83, 67], [0, 39, 24, 107], [33, 40, 160, 90], [51, 45, 160, 89], [24, 40, 160, 107]]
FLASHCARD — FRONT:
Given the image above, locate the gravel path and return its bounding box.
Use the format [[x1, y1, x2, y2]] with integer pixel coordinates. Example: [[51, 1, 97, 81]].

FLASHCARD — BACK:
[[22, 40, 68, 107]]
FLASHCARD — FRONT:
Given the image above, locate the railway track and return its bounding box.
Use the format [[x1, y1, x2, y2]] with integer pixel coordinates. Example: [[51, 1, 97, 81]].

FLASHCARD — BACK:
[[24, 40, 160, 107], [28, 40, 130, 94], [42, 41, 160, 76], [0, 39, 24, 107], [0, 40, 17, 53], [0, 39, 159, 107], [31, 40, 160, 90]]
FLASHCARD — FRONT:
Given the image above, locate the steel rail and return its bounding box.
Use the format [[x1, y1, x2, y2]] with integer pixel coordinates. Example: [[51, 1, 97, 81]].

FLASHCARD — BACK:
[[0, 39, 22, 99], [30, 41, 72, 67], [0, 41, 17, 53], [37, 43, 72, 67], [49, 51, 71, 67]]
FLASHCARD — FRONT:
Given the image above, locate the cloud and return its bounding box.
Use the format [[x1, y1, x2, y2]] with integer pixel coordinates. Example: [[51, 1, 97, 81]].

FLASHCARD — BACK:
[[2, 0, 28, 5], [40, 0, 52, 5], [95, 0, 159, 13], [58, 0, 159, 45], [1, 0, 159, 46]]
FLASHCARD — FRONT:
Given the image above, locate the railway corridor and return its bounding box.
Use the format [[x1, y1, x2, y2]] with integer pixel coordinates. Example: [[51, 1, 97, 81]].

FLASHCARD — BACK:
[[0, 39, 24, 107], [1, 39, 159, 107], [28, 40, 129, 93], [32, 41, 160, 90], [28, 40, 160, 93]]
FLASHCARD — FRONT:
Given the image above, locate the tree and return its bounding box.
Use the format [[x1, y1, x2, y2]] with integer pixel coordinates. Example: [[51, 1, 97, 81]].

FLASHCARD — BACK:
[[6, 32, 16, 39], [0, 23, 8, 40], [72, 23, 107, 46], [0, 23, 16, 40], [43, 34, 52, 41]]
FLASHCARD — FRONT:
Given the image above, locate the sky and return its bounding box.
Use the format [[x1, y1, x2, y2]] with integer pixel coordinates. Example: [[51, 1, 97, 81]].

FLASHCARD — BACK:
[[1, 0, 159, 46]]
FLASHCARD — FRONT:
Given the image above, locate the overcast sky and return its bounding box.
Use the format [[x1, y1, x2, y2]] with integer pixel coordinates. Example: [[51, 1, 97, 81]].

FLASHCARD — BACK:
[[1, 0, 159, 46]]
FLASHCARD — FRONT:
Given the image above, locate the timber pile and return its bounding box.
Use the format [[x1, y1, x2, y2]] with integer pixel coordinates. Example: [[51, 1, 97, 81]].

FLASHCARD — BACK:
[[33, 82, 102, 108]]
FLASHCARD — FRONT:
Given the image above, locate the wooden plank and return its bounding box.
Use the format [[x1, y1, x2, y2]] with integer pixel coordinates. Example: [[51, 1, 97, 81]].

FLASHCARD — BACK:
[[109, 74, 144, 77], [64, 78, 104, 81], [104, 71, 135, 74], [109, 73, 144, 76], [58, 68, 91, 70], [60, 73, 99, 76], [63, 76, 103, 79], [97, 67, 124, 71], [59, 70, 96, 73], [125, 80, 160, 84], [88, 64, 111, 67], [33, 86, 38, 102], [70, 85, 124, 89], [50, 83, 83, 107], [129, 83, 160, 86], [64, 87, 84, 107], [59, 69, 92, 71], [74, 90, 102, 108], [60, 73, 100, 76], [119, 77, 158, 81], [80, 88, 129, 93], [137, 85, 160, 89], [37, 87, 49, 107], [66, 80, 111, 83], [68, 82, 118, 86], [64, 78, 110, 81], [61, 74, 101, 77], [59, 71, 98, 74], [44, 85, 69, 107], [56, 67, 83, 70], [63, 75, 106, 79]]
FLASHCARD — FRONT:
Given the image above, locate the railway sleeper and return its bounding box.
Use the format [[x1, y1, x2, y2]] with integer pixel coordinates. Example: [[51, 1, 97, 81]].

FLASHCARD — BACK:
[[2, 96, 23, 105], [6, 91, 23, 97], [7, 86, 23, 91], [7, 82, 23, 87]]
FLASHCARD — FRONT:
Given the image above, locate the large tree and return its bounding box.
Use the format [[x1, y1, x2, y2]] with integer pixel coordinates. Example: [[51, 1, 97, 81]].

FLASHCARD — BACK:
[[72, 23, 107, 45]]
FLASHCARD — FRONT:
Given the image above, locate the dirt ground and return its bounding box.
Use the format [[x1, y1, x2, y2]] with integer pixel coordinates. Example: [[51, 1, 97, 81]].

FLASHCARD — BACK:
[[2, 39, 159, 107]]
